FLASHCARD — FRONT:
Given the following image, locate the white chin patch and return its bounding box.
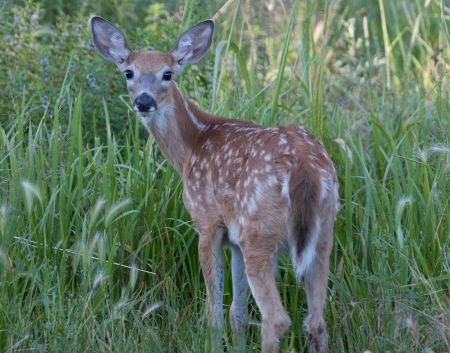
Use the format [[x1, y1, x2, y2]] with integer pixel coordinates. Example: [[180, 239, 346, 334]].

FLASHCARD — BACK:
[[137, 109, 159, 129], [137, 111, 154, 120], [134, 109, 156, 117]]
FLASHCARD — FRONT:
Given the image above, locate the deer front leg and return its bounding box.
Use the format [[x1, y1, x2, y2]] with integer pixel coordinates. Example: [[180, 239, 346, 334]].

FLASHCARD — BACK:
[[229, 244, 248, 346], [198, 227, 225, 348]]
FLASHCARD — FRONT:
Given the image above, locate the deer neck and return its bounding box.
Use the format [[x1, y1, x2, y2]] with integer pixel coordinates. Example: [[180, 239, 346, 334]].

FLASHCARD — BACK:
[[145, 83, 212, 173]]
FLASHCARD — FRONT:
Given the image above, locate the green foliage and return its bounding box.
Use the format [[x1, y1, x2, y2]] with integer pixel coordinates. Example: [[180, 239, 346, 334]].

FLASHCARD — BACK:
[[0, 0, 449, 352], [144, 4, 180, 50]]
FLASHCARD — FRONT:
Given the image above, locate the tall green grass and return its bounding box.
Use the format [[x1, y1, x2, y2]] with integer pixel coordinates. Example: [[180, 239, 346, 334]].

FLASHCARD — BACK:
[[0, 0, 449, 352]]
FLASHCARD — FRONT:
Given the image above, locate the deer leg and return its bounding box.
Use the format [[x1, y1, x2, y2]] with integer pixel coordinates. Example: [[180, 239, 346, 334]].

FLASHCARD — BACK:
[[198, 227, 225, 347], [303, 229, 333, 353], [242, 245, 291, 353], [229, 244, 248, 345]]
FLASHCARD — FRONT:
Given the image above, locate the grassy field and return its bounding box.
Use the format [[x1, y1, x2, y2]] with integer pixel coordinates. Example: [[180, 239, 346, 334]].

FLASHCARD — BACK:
[[0, 0, 449, 352]]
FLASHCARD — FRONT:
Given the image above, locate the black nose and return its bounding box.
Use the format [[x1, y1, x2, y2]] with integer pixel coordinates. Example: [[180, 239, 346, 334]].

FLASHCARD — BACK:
[[134, 93, 157, 112]]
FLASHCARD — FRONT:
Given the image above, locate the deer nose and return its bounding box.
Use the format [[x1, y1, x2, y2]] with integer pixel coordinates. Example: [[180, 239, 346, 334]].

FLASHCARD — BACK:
[[134, 93, 157, 113]]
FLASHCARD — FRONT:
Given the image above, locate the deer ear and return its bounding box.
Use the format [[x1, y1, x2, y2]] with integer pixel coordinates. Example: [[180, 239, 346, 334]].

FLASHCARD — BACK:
[[90, 16, 131, 64], [171, 20, 214, 67]]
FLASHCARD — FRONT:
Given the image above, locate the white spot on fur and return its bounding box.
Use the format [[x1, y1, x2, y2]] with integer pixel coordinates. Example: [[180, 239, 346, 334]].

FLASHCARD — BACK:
[[320, 176, 329, 201], [214, 155, 221, 166], [281, 174, 291, 207], [279, 136, 288, 145], [306, 139, 315, 147], [309, 154, 318, 162], [264, 154, 272, 161], [247, 196, 257, 214], [267, 175, 277, 187], [203, 139, 212, 152], [228, 221, 240, 245], [238, 216, 245, 226]]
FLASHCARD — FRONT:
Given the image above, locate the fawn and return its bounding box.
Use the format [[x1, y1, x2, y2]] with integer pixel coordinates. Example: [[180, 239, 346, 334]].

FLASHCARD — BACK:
[[90, 16, 338, 353]]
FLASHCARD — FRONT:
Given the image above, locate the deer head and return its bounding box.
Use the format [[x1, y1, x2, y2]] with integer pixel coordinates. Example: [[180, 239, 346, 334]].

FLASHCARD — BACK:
[[90, 16, 214, 117]]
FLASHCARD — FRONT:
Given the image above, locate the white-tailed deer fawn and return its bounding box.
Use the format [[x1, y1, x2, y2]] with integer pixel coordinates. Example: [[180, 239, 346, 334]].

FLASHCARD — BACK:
[[90, 16, 338, 353]]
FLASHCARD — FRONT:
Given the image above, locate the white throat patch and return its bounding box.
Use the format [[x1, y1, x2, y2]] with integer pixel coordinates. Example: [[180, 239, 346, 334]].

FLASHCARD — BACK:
[[138, 104, 173, 134]]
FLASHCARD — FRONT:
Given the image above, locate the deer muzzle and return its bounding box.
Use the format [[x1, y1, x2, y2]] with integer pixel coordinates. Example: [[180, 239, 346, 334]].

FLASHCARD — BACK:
[[134, 93, 157, 113]]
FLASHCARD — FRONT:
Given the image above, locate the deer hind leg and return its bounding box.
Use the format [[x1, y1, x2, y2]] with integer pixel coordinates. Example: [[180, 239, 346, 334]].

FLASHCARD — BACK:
[[229, 244, 248, 341], [303, 222, 334, 353], [198, 227, 225, 346], [241, 239, 291, 353]]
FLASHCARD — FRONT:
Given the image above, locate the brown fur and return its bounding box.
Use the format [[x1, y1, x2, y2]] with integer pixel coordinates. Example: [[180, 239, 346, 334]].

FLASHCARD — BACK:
[[127, 50, 174, 72]]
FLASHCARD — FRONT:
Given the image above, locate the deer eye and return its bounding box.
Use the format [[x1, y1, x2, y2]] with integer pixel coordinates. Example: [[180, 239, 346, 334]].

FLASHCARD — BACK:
[[162, 71, 172, 81], [124, 70, 134, 80]]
